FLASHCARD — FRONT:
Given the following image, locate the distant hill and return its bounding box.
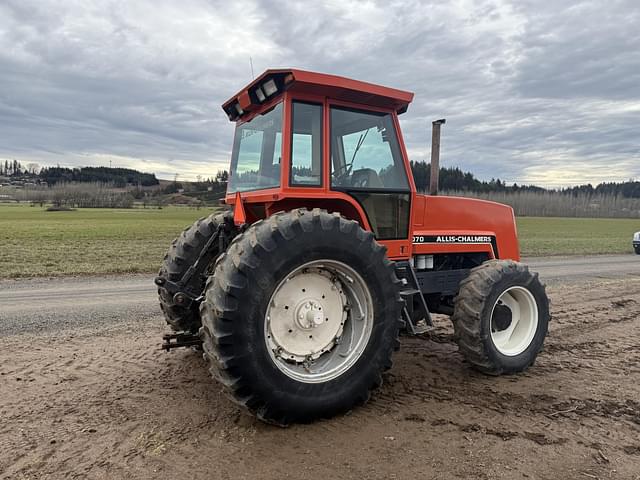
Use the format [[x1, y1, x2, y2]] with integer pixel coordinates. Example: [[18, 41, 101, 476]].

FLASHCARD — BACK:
[[38, 166, 159, 187]]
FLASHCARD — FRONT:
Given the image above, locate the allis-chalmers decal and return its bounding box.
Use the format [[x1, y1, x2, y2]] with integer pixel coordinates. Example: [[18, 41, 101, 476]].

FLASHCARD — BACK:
[[413, 235, 495, 244]]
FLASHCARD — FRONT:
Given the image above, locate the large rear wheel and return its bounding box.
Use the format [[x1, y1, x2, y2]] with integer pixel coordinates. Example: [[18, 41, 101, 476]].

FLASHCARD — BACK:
[[199, 209, 403, 425]]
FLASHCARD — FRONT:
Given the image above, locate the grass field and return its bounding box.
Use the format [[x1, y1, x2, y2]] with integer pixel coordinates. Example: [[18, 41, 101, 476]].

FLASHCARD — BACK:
[[516, 216, 639, 256], [0, 204, 638, 278], [0, 204, 208, 278]]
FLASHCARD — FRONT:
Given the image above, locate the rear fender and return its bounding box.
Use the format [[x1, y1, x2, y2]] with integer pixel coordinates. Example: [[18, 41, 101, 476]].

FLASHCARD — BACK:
[[265, 196, 372, 231]]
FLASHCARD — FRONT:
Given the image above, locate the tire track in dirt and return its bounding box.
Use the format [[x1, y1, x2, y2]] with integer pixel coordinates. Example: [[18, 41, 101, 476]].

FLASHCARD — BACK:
[[1, 278, 640, 479], [366, 277, 640, 469]]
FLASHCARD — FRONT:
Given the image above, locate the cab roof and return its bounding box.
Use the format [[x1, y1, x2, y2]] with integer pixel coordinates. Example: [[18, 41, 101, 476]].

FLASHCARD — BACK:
[[222, 68, 414, 122]]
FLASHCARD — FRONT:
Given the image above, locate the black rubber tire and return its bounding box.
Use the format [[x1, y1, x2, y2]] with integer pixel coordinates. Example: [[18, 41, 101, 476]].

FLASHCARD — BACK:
[[452, 260, 550, 375], [635, 245, 640, 255], [199, 208, 403, 425], [158, 210, 234, 333]]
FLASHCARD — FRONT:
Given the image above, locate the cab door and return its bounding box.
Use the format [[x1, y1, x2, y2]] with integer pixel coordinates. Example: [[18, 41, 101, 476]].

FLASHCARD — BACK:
[[328, 105, 412, 255]]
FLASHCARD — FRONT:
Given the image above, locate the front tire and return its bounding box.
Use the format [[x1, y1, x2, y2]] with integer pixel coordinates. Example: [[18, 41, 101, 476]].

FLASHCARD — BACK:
[[452, 260, 550, 375], [635, 245, 640, 255], [199, 209, 403, 425]]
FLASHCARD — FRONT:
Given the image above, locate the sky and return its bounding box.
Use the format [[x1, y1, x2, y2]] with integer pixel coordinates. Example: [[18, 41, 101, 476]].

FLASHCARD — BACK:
[[1, 0, 639, 187]]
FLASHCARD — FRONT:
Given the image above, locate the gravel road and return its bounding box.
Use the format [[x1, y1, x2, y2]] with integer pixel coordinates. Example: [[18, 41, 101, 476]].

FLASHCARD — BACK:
[[1, 254, 640, 479], [1, 254, 638, 336]]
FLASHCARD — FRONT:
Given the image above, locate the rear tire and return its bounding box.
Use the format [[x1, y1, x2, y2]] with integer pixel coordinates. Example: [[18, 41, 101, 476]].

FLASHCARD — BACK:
[[158, 211, 235, 333], [452, 260, 550, 375], [635, 245, 640, 255], [199, 209, 403, 425]]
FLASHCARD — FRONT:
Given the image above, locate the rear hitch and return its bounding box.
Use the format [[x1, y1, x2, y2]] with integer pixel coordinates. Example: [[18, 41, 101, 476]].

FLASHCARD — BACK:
[[154, 276, 198, 308], [154, 219, 230, 309], [161, 332, 203, 351]]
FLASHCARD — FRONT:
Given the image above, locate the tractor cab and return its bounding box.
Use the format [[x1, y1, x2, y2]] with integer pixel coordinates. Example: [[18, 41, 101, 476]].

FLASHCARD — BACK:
[[222, 69, 416, 255]]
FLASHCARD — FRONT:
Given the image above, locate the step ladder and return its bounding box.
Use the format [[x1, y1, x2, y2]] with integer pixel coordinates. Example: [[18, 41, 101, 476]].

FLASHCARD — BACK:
[[396, 261, 433, 335]]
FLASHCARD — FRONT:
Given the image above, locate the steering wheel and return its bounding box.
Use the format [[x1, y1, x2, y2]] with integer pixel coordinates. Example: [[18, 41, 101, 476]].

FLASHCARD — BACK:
[[332, 162, 354, 187]]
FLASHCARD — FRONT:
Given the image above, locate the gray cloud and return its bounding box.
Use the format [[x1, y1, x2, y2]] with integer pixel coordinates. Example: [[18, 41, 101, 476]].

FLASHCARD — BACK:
[[0, 0, 638, 186]]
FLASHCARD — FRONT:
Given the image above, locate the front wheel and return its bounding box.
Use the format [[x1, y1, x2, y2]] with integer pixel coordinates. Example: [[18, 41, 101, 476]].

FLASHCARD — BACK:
[[452, 260, 550, 375], [635, 245, 640, 255], [199, 209, 403, 425]]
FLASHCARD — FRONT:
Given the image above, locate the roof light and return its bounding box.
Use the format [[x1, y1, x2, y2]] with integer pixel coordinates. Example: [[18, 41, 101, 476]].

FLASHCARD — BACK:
[[234, 103, 244, 116], [254, 86, 266, 103], [262, 79, 278, 97]]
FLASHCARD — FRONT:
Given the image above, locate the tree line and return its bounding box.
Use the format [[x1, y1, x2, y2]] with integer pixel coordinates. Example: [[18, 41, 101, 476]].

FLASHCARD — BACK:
[[39, 166, 158, 187], [409, 161, 640, 199], [450, 189, 640, 219], [3, 157, 639, 200], [1, 159, 40, 176], [1, 160, 158, 187]]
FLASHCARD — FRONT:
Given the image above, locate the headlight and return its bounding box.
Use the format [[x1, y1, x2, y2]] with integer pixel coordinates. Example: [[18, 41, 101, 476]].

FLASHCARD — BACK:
[[262, 79, 278, 97], [254, 86, 266, 102]]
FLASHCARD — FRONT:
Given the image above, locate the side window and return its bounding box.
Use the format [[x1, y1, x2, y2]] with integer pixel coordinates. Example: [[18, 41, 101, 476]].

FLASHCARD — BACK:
[[290, 102, 322, 186], [330, 107, 409, 190]]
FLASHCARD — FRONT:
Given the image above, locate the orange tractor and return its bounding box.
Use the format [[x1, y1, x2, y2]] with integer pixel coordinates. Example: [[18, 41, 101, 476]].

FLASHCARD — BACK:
[[156, 69, 550, 425]]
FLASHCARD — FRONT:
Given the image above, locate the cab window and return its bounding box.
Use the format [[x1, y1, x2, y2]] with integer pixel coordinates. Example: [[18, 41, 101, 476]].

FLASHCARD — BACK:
[[290, 102, 322, 186], [330, 106, 410, 240], [330, 107, 409, 190], [228, 103, 282, 193]]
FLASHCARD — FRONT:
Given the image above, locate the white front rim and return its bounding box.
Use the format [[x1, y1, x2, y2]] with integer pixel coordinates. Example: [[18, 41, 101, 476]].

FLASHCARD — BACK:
[[264, 260, 373, 383], [489, 286, 539, 356]]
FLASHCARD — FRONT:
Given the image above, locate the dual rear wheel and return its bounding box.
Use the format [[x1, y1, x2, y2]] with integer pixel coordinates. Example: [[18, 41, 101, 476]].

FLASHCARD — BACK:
[[162, 209, 549, 424]]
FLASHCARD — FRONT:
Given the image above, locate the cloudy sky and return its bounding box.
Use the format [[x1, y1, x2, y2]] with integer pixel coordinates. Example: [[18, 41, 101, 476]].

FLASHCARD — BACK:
[[1, 0, 638, 186]]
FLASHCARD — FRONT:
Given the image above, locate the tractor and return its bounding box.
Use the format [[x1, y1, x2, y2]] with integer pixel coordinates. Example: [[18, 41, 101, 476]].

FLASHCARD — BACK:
[[155, 69, 550, 425]]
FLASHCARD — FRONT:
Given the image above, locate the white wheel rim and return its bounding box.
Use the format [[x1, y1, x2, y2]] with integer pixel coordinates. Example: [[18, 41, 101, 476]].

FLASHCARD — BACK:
[[264, 260, 373, 383], [489, 286, 538, 356]]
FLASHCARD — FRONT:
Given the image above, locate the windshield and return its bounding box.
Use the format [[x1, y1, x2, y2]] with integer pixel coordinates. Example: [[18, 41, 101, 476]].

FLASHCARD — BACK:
[[228, 103, 283, 193]]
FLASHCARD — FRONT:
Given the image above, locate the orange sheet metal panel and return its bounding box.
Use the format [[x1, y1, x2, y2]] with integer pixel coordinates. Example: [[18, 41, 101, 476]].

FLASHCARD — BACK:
[[412, 195, 520, 261]]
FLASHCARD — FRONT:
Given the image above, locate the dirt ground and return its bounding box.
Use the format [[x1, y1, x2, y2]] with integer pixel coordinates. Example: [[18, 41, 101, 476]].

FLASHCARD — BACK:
[[2, 277, 640, 480]]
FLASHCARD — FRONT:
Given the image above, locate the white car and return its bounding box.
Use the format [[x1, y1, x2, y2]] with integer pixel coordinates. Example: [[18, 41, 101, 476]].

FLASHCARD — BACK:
[[634, 231, 640, 254]]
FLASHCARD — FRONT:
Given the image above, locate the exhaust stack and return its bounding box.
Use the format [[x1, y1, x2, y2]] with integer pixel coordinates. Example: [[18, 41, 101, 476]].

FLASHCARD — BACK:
[[429, 119, 446, 195]]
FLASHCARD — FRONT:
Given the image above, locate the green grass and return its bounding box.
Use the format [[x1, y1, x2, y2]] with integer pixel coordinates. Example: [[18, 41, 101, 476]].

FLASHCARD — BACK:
[[517, 216, 639, 257], [0, 205, 637, 278], [0, 204, 210, 278]]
